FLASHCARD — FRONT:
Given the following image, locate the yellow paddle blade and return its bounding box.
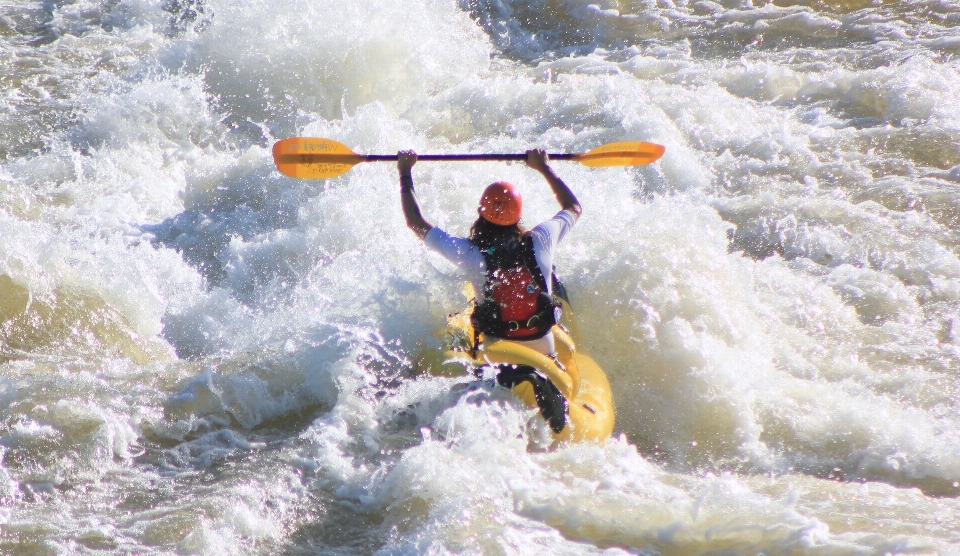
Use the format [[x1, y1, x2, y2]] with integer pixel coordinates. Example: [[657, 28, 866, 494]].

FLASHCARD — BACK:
[[272, 137, 366, 179], [571, 141, 665, 167]]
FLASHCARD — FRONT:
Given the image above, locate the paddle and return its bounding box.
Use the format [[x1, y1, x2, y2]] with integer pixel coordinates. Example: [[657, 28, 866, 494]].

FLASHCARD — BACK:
[[272, 138, 666, 179]]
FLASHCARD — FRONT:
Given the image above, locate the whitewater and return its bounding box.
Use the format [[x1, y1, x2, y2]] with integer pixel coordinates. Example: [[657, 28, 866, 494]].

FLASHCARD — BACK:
[[2, 0, 960, 553]]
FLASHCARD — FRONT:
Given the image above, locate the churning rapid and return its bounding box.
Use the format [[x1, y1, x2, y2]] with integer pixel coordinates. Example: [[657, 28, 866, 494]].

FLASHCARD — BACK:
[[2, 0, 960, 553]]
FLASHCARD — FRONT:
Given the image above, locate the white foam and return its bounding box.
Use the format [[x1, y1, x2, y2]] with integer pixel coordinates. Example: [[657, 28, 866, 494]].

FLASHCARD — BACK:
[[3, 0, 960, 551]]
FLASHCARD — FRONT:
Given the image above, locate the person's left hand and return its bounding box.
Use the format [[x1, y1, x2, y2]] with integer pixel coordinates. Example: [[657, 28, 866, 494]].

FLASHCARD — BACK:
[[398, 150, 418, 175]]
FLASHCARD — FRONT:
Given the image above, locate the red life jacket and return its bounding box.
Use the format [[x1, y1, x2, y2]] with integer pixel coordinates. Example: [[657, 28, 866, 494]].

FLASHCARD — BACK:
[[472, 235, 560, 340]]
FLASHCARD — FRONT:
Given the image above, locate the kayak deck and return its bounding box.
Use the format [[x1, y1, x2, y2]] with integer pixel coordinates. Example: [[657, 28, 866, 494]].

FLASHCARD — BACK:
[[442, 289, 614, 442]]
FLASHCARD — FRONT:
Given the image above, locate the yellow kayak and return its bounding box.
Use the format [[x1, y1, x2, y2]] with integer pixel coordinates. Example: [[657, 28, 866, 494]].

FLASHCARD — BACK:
[[443, 287, 614, 443]]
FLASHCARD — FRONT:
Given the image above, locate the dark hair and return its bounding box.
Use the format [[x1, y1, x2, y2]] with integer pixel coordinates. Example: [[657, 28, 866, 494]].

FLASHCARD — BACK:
[[469, 216, 526, 251]]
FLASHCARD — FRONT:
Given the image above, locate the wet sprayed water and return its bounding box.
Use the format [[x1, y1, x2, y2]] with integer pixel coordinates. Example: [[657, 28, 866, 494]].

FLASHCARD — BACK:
[[2, 0, 960, 553]]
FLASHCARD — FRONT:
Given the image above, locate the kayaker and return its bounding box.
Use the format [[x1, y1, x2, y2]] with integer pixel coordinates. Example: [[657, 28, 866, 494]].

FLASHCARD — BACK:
[[397, 148, 581, 361], [399, 149, 580, 432]]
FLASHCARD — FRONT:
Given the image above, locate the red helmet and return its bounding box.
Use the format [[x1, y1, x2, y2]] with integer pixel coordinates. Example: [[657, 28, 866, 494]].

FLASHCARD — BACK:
[[478, 182, 522, 226]]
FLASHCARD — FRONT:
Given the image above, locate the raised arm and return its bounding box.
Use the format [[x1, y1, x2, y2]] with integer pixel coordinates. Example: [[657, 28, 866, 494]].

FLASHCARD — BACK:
[[526, 149, 582, 219], [399, 150, 433, 240]]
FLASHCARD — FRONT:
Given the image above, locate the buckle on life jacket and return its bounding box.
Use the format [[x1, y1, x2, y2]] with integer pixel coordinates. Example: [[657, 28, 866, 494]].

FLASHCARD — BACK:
[[506, 313, 543, 332]]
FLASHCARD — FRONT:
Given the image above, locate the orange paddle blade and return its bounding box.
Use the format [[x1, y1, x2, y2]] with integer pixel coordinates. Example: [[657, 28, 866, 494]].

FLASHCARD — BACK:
[[571, 141, 665, 167], [273, 138, 366, 179]]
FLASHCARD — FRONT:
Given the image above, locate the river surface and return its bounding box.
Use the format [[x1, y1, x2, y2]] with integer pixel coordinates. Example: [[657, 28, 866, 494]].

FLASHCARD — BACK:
[[2, 0, 960, 553]]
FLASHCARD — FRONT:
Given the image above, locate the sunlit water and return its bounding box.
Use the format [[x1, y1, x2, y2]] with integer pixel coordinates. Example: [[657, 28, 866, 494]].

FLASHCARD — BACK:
[[2, 0, 960, 553]]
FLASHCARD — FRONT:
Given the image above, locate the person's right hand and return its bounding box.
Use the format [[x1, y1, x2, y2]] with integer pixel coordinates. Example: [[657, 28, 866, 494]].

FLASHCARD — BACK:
[[525, 149, 550, 174], [398, 150, 418, 176]]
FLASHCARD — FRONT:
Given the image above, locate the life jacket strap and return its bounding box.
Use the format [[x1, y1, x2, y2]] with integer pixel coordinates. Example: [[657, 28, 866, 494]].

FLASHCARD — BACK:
[[504, 305, 553, 332]]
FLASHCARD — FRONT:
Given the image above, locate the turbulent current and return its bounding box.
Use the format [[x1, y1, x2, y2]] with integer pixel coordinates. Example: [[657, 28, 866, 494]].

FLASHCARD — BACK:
[[2, 0, 960, 553]]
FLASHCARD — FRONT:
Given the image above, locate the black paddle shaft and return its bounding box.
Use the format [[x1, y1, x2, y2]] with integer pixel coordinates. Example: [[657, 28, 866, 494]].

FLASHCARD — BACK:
[[366, 153, 578, 162], [275, 153, 578, 165]]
